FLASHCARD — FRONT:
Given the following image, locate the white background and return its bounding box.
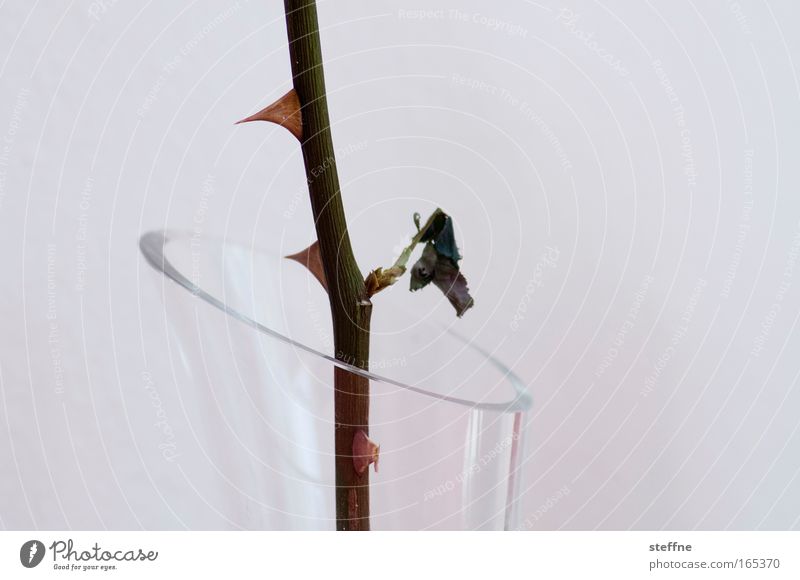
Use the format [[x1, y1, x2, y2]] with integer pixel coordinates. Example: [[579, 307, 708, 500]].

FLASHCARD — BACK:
[[1, 0, 800, 530]]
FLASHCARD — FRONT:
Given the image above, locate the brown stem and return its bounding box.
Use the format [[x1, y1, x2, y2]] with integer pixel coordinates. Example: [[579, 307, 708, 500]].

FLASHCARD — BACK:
[[283, 0, 372, 530]]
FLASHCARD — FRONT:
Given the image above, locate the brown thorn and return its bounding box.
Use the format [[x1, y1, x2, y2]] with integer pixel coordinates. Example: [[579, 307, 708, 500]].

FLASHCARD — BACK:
[[286, 241, 327, 291], [236, 89, 302, 141]]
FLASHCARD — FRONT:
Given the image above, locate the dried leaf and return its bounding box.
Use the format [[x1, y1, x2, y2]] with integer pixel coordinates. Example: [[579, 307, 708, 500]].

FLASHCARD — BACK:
[[409, 243, 438, 291], [410, 239, 474, 317], [236, 89, 303, 141], [431, 214, 461, 264], [419, 211, 447, 243], [432, 256, 474, 317], [373, 208, 473, 316], [286, 241, 327, 291]]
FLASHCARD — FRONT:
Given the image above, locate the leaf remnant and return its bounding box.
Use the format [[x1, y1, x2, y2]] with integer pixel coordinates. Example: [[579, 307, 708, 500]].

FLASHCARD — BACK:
[[410, 246, 474, 317], [368, 208, 474, 316], [286, 241, 327, 291], [410, 214, 474, 317], [365, 265, 406, 297]]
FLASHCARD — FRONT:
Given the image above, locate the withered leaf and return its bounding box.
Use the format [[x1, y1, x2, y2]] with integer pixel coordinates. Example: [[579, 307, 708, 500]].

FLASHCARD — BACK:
[[419, 211, 446, 243], [410, 243, 438, 291], [431, 214, 460, 264], [432, 254, 474, 317], [419, 213, 461, 264], [410, 238, 474, 317]]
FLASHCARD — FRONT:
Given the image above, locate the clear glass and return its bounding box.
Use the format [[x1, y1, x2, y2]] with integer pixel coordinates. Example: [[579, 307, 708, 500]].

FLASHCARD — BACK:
[[140, 230, 531, 530]]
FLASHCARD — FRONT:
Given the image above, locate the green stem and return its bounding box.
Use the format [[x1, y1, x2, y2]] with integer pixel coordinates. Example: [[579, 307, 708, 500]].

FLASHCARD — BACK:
[[283, 0, 372, 531]]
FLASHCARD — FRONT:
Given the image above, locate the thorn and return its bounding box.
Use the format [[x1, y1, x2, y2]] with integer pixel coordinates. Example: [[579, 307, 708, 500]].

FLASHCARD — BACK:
[[236, 89, 302, 141], [353, 429, 380, 475], [286, 241, 327, 291]]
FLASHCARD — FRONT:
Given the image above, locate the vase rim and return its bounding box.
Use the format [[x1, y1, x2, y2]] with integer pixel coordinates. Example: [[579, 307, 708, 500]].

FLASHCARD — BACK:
[[140, 229, 532, 413]]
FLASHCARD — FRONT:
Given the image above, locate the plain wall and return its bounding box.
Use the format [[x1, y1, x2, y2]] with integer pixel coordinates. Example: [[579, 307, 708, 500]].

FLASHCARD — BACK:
[[1, 0, 799, 529]]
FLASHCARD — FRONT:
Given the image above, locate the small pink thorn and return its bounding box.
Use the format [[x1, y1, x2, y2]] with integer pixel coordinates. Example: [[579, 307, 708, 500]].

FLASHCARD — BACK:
[[353, 430, 380, 476], [236, 89, 302, 141]]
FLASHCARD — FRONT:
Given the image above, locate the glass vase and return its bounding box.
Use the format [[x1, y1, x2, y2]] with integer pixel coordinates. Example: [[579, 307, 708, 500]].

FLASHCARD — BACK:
[[140, 230, 531, 530]]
